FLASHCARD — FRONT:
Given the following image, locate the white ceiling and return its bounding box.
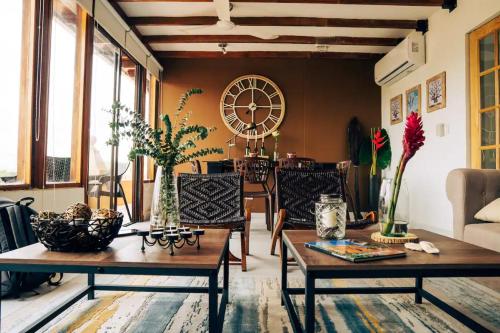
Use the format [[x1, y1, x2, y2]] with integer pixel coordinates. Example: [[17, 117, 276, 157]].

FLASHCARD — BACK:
[[120, 3, 438, 20], [116, 1, 443, 56]]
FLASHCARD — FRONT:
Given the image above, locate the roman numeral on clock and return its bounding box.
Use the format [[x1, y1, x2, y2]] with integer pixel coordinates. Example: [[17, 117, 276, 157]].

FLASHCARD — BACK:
[[235, 81, 246, 93], [224, 112, 238, 124], [247, 77, 257, 89], [234, 120, 246, 133], [261, 123, 270, 134], [269, 114, 280, 124]]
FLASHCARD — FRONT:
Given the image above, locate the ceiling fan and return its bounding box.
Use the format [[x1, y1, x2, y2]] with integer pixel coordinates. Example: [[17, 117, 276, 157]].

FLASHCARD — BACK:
[[181, 0, 279, 40]]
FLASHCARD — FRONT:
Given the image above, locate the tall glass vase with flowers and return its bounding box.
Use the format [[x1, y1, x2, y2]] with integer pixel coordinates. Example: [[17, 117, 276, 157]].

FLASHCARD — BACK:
[[109, 88, 223, 227], [379, 112, 425, 236]]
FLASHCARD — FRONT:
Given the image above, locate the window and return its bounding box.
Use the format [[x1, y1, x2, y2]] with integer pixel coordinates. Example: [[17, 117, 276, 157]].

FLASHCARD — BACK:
[[470, 16, 500, 169], [0, 0, 35, 187], [45, 0, 86, 184]]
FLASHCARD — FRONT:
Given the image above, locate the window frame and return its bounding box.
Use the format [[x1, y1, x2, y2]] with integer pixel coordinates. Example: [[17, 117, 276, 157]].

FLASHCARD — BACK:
[[0, 0, 36, 190], [470, 15, 500, 170]]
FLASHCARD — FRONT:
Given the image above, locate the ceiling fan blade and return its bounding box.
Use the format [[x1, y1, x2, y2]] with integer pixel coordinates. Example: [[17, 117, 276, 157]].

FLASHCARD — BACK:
[[179, 25, 216, 34], [248, 31, 279, 40], [214, 0, 231, 22]]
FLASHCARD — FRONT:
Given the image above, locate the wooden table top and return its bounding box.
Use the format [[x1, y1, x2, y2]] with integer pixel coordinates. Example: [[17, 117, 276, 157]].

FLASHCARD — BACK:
[[283, 229, 500, 272], [0, 229, 230, 270]]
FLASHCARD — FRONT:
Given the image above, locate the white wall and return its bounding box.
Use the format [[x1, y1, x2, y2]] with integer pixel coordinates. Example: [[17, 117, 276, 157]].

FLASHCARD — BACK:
[[0, 188, 85, 213], [381, 0, 500, 236]]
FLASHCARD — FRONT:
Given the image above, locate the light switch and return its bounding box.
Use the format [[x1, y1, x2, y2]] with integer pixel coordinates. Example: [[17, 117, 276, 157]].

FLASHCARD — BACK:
[[436, 123, 448, 137]]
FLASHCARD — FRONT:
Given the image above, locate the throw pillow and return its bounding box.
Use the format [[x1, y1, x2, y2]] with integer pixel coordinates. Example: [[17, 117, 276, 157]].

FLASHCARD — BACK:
[[474, 198, 500, 223]]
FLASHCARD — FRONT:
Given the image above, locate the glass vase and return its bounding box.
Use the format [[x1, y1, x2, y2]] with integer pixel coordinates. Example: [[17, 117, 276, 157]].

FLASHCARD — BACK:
[[150, 166, 180, 229], [378, 177, 409, 237]]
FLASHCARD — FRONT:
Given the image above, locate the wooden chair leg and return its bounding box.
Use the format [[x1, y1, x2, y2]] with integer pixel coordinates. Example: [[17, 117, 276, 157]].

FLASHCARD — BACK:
[[270, 209, 286, 255], [245, 208, 251, 255], [264, 197, 271, 231], [240, 231, 247, 272]]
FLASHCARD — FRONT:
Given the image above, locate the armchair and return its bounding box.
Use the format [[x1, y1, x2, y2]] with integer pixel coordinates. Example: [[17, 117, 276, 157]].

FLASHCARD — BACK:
[[446, 168, 500, 252]]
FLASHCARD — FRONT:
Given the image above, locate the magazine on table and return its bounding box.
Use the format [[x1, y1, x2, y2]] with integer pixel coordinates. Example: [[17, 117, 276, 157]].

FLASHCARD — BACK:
[[305, 239, 406, 262]]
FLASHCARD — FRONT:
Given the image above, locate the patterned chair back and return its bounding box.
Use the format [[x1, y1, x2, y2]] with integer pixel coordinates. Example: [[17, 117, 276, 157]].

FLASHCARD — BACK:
[[233, 157, 272, 185], [276, 169, 345, 228], [177, 172, 244, 225], [46, 157, 71, 183], [277, 157, 316, 170]]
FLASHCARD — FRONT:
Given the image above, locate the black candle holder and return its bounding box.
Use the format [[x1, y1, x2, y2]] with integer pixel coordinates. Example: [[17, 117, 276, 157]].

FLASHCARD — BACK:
[[137, 226, 205, 255]]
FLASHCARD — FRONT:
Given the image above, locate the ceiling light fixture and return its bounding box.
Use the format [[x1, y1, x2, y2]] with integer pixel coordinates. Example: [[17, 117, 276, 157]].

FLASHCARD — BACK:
[[218, 43, 228, 54], [316, 44, 329, 52]]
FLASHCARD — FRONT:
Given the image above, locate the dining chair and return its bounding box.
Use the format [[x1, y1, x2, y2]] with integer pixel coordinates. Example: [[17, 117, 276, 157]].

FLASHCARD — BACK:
[[190, 160, 202, 174], [234, 157, 273, 238], [277, 157, 316, 170], [270, 168, 345, 255], [177, 172, 250, 271], [87, 162, 132, 222]]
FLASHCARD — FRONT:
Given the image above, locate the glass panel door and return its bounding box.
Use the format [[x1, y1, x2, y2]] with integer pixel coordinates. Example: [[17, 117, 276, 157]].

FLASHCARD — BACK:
[[116, 52, 137, 223], [87, 28, 119, 211], [470, 16, 500, 169]]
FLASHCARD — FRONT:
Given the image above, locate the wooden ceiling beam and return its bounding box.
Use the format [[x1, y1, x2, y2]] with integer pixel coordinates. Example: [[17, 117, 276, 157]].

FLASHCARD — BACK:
[[144, 35, 402, 46], [156, 51, 383, 59], [112, 0, 443, 6], [130, 16, 418, 29]]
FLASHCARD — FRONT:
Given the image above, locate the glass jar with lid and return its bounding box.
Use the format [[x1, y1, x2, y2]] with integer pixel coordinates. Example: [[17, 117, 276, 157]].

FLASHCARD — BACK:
[[315, 194, 347, 239]]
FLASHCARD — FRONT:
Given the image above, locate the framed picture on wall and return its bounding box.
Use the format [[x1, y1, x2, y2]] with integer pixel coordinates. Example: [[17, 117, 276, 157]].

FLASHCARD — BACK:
[[426, 72, 446, 112], [390, 94, 403, 125], [406, 84, 421, 115]]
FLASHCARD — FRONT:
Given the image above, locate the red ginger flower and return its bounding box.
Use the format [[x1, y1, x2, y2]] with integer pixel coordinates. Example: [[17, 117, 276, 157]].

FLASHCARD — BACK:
[[402, 112, 425, 162], [372, 129, 386, 151]]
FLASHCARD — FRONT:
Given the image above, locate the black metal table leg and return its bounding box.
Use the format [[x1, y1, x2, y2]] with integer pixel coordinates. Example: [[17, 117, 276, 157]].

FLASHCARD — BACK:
[[415, 276, 422, 304], [281, 239, 288, 306], [208, 270, 218, 333], [88, 273, 95, 300], [305, 272, 315, 333], [223, 242, 229, 303]]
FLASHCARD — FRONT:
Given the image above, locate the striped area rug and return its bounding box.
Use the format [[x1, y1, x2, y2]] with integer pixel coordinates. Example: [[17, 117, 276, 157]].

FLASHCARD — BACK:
[[25, 275, 499, 333]]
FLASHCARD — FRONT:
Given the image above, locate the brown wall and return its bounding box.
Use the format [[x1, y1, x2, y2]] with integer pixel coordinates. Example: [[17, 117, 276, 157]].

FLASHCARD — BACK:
[[161, 58, 381, 212]]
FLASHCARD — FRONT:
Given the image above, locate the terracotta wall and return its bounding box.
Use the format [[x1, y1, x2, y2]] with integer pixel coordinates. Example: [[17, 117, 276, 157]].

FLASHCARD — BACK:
[[161, 58, 381, 211]]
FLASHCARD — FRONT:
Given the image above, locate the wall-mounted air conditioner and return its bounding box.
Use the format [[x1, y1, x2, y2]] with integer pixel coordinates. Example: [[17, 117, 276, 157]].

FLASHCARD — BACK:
[[374, 31, 425, 86]]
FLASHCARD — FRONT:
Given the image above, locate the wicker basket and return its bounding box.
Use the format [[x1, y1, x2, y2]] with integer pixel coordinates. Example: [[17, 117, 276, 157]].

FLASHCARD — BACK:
[[30, 213, 123, 252]]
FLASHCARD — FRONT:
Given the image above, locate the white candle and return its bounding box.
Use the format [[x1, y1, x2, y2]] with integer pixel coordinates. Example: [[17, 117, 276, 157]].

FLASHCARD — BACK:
[[321, 209, 337, 228]]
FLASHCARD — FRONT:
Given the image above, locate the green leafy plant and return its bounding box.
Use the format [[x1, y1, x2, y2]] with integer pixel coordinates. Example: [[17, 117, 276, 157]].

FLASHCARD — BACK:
[[359, 128, 392, 174], [109, 88, 223, 225]]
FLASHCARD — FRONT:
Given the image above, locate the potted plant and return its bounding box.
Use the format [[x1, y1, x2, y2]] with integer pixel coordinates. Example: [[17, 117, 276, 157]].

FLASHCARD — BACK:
[[109, 88, 223, 227]]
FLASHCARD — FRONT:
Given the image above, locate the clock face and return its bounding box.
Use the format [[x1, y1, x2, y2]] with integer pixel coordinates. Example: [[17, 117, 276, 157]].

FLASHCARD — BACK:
[[220, 74, 285, 139]]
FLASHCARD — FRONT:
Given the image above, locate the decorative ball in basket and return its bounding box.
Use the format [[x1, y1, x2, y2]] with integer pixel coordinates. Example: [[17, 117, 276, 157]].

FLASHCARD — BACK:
[[31, 203, 123, 252]]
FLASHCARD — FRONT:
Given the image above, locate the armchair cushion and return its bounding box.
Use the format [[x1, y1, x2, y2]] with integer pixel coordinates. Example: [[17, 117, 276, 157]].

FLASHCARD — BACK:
[[463, 222, 500, 252], [474, 198, 500, 223]]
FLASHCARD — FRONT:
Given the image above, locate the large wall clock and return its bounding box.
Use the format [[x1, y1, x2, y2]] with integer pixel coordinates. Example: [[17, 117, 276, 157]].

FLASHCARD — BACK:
[[220, 74, 285, 139]]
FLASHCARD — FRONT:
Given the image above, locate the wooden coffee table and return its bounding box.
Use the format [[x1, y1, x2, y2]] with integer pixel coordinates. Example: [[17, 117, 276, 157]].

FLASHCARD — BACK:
[[281, 229, 500, 333], [0, 229, 230, 333]]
